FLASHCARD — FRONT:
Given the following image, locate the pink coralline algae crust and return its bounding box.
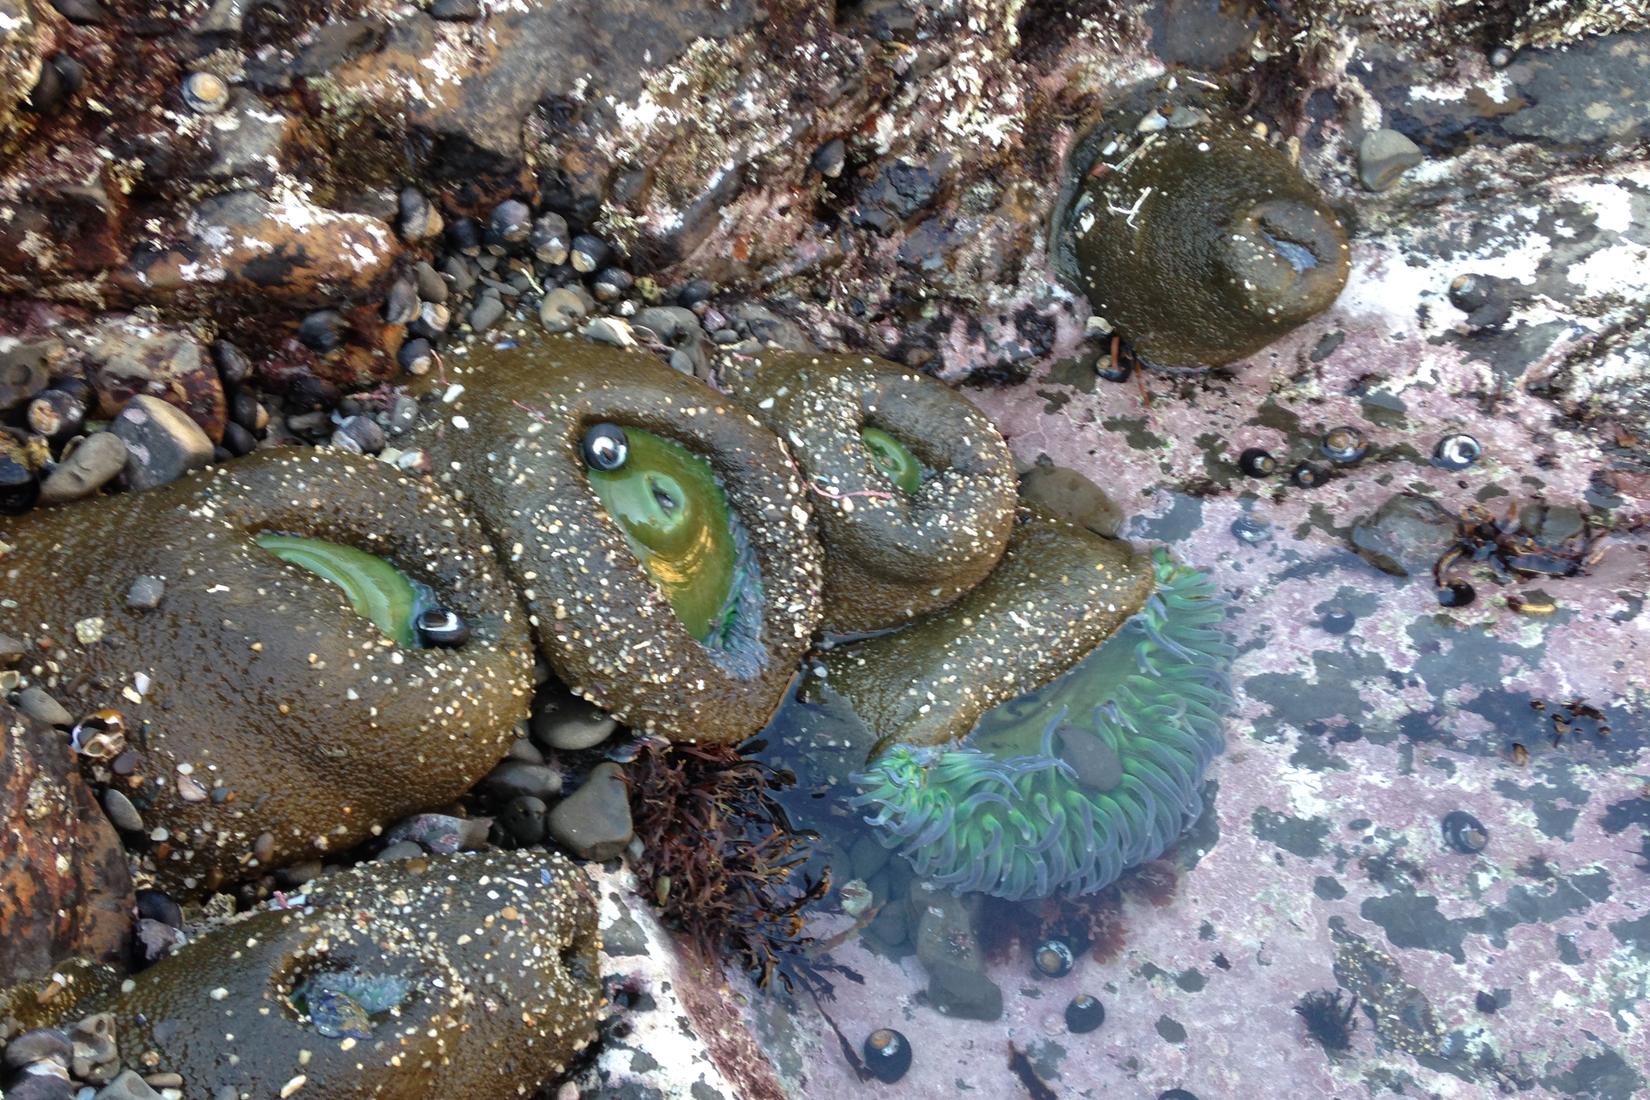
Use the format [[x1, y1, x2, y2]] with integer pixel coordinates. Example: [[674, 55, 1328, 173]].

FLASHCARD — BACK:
[[737, 166, 1650, 1100]]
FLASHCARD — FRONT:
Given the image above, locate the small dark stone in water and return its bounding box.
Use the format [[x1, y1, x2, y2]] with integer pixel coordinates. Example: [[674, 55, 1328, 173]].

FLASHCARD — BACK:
[[1033, 940, 1074, 978], [1442, 810, 1489, 854], [593, 267, 634, 303], [1433, 433, 1482, 470], [496, 795, 550, 847], [1230, 512, 1272, 545], [1159, 1091, 1201, 1100], [1321, 426, 1367, 465], [299, 310, 347, 352], [810, 138, 846, 178], [1437, 581, 1476, 608], [1065, 994, 1105, 1033], [1290, 462, 1329, 489], [1237, 447, 1276, 477], [416, 607, 469, 648], [581, 423, 628, 471], [676, 278, 713, 307], [862, 1028, 912, 1083], [530, 213, 570, 264], [136, 888, 183, 928], [1321, 607, 1355, 634], [1475, 990, 1499, 1013], [0, 457, 40, 515], [1054, 726, 1123, 791], [332, 414, 385, 455]]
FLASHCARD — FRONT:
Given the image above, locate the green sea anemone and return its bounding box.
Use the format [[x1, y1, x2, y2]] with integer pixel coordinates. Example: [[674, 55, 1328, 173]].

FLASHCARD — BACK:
[[849, 551, 1232, 900], [1052, 74, 1349, 369], [721, 350, 1017, 633], [405, 333, 822, 744], [255, 534, 427, 647]]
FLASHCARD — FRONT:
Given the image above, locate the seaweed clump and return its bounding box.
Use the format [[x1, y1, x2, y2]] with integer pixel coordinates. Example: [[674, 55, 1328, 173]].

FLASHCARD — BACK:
[[1295, 987, 1359, 1053], [626, 739, 848, 995]]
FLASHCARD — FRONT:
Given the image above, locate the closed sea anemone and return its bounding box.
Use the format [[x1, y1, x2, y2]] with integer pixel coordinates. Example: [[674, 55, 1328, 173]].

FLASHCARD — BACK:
[[849, 550, 1232, 900]]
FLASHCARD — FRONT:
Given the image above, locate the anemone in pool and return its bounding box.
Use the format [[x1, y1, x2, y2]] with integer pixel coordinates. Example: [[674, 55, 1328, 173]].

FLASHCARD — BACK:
[[849, 550, 1233, 900]]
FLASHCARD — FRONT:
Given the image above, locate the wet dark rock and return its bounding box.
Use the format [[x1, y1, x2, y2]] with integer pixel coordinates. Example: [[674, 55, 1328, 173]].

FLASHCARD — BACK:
[[16, 686, 72, 727], [108, 396, 214, 491], [570, 234, 610, 274], [101, 788, 143, 832], [39, 432, 128, 505], [398, 188, 441, 243], [5, 1077, 75, 1100], [68, 1013, 118, 1083], [479, 760, 562, 803], [810, 137, 846, 178], [1066, 994, 1105, 1033], [385, 813, 492, 855], [300, 310, 349, 353], [331, 414, 386, 455], [94, 1070, 162, 1100], [914, 889, 1002, 1020], [1017, 466, 1124, 538], [530, 213, 571, 265], [851, 159, 945, 235], [0, 340, 55, 414], [1321, 607, 1356, 634], [385, 276, 419, 324], [204, 103, 292, 182], [399, 337, 435, 375], [547, 762, 633, 861], [496, 795, 550, 847], [1349, 494, 1458, 577], [469, 295, 507, 333], [488, 199, 533, 248], [531, 691, 619, 752], [27, 386, 90, 439], [1358, 129, 1423, 191], [861, 1028, 912, 1083], [0, 456, 41, 515], [75, 321, 225, 443], [431, 0, 482, 20], [48, 0, 106, 25]]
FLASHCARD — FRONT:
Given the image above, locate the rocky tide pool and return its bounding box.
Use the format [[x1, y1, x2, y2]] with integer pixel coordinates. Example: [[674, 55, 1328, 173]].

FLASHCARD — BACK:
[[3, 1, 1648, 1099]]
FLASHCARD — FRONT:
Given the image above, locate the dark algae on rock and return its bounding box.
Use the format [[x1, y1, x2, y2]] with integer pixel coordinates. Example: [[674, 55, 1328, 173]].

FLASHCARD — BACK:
[[0, 449, 533, 894]]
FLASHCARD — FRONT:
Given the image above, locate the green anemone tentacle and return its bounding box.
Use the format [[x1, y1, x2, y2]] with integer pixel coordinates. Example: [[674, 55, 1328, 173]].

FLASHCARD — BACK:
[[848, 551, 1233, 900]]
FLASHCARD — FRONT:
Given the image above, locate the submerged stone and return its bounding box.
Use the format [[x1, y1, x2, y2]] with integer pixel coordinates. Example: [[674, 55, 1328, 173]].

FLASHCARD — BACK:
[[0, 450, 533, 894]]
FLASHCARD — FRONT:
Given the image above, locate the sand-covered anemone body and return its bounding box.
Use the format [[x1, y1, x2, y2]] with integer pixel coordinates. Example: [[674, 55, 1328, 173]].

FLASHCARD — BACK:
[[0, 449, 534, 895], [5, 850, 603, 1100], [721, 350, 1017, 633], [850, 550, 1233, 900], [1052, 74, 1350, 369], [406, 333, 823, 744]]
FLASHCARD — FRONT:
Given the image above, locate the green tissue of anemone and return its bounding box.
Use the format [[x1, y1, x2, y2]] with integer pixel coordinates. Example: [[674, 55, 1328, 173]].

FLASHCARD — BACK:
[[256, 534, 423, 647], [860, 426, 923, 495], [585, 427, 757, 653], [850, 551, 1233, 900]]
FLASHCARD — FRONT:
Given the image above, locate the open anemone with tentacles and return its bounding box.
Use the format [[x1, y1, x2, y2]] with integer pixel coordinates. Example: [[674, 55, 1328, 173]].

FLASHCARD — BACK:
[[847, 549, 1233, 900]]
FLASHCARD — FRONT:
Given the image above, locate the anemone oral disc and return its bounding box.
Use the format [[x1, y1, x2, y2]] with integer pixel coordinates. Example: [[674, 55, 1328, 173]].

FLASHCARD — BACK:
[[860, 426, 923, 495], [256, 533, 420, 647], [584, 427, 737, 643]]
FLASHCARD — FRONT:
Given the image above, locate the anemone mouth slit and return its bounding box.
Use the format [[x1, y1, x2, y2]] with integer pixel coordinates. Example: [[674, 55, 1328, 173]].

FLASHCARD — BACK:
[[1262, 230, 1319, 273]]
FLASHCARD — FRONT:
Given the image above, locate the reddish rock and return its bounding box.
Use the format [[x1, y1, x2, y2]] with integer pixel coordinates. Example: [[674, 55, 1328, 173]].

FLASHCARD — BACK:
[[69, 317, 227, 442], [0, 699, 134, 986], [121, 189, 400, 312]]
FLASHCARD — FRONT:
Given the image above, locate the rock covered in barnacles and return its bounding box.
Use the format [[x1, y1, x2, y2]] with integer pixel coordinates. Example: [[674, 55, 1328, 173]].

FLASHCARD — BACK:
[[1053, 74, 1350, 369], [405, 332, 823, 744], [0, 449, 533, 894], [7, 850, 602, 1100], [0, 699, 134, 986], [721, 350, 1017, 633]]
